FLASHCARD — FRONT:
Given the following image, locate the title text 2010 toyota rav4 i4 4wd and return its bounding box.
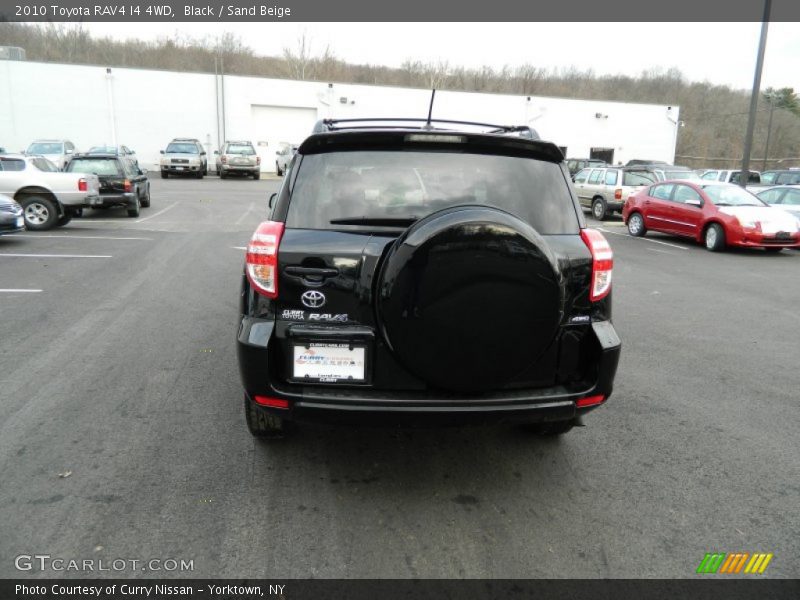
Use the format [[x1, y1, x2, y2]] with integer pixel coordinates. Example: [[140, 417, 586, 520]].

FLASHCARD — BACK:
[[237, 118, 621, 439]]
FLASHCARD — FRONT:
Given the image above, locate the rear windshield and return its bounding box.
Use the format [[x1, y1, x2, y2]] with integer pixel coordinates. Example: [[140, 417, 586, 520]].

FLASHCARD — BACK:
[[65, 158, 123, 176], [664, 170, 700, 181], [286, 151, 579, 234], [225, 144, 255, 155], [27, 142, 63, 154], [730, 171, 760, 184], [623, 171, 657, 186]]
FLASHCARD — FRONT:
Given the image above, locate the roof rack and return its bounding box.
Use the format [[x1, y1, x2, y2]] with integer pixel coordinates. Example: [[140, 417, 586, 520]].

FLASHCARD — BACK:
[[314, 118, 539, 139]]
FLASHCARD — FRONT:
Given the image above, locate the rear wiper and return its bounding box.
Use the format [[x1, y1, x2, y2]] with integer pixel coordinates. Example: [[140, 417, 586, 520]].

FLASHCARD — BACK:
[[330, 217, 418, 227]]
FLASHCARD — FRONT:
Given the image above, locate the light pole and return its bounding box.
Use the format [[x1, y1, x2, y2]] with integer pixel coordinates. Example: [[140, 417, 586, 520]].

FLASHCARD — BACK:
[[762, 91, 776, 171], [740, 0, 771, 187]]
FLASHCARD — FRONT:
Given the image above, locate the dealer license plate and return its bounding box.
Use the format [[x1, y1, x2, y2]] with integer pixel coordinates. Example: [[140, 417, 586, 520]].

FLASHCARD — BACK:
[[292, 343, 366, 383]]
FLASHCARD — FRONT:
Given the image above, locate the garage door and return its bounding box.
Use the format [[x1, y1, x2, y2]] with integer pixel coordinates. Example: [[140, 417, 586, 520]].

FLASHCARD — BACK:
[[250, 105, 318, 173]]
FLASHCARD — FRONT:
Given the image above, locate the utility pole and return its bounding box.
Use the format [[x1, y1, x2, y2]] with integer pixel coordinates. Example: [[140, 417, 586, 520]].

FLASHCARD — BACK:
[[762, 91, 775, 171], [740, 0, 771, 187]]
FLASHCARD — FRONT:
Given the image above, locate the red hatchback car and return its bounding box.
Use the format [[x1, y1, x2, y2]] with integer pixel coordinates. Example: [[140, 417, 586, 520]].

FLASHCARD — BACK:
[[622, 181, 800, 252]]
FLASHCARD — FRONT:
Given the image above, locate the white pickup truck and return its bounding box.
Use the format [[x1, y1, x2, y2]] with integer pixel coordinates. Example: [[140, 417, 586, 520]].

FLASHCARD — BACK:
[[0, 154, 101, 230]]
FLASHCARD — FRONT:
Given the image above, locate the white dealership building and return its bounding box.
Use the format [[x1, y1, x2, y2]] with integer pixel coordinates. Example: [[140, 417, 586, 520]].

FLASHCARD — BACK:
[[0, 59, 680, 173]]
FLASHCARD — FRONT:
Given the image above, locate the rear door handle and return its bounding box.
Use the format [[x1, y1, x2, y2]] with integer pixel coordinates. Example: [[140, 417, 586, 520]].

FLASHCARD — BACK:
[[284, 266, 339, 284]]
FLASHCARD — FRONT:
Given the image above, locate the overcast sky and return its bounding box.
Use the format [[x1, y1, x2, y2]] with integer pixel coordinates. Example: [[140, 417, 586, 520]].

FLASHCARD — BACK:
[[81, 22, 800, 91]]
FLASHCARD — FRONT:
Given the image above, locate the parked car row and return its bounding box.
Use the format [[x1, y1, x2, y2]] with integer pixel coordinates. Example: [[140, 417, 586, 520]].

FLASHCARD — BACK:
[[0, 150, 152, 231], [12, 137, 299, 179]]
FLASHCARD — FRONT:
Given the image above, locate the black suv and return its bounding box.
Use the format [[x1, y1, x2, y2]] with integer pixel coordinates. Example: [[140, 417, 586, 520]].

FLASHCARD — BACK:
[[237, 118, 621, 438], [65, 154, 150, 217]]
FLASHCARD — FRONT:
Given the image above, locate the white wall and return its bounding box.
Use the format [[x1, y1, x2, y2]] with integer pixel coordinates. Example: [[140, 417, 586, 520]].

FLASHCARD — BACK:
[[0, 60, 679, 171]]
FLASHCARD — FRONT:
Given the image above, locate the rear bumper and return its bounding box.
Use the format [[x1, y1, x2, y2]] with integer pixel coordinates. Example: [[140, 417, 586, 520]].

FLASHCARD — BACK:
[[607, 200, 624, 212], [220, 165, 259, 173], [92, 192, 137, 208], [59, 191, 100, 207], [237, 318, 621, 426]]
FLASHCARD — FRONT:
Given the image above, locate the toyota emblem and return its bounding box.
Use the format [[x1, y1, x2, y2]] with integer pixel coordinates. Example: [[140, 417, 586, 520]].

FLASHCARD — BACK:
[[301, 290, 326, 308]]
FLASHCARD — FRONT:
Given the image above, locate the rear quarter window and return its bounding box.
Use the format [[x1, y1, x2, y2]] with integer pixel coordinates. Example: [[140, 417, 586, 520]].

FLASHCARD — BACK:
[[0, 159, 25, 171], [285, 150, 579, 234]]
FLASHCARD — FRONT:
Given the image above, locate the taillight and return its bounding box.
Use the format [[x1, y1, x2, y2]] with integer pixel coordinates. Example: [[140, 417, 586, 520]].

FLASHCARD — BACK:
[[580, 228, 613, 301], [123, 179, 132, 193], [246, 220, 284, 298], [614, 188, 622, 200], [78, 178, 87, 191]]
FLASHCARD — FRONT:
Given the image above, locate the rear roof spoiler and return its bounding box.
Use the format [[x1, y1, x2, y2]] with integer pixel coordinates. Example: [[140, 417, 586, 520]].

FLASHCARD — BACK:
[[299, 128, 563, 163]]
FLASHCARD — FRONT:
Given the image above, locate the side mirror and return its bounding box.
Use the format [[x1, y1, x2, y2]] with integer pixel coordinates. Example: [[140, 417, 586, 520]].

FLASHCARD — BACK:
[[160, 150, 165, 154], [201, 151, 207, 156], [269, 192, 277, 209], [686, 198, 702, 207]]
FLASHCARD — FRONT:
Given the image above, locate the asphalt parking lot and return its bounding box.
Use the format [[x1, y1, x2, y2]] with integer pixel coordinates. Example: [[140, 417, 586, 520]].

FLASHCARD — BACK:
[[1, 177, 798, 579]]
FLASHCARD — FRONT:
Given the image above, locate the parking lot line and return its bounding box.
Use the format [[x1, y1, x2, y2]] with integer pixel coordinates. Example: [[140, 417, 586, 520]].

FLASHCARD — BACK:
[[0, 288, 42, 293], [135, 202, 179, 223], [231, 246, 247, 250], [235, 202, 257, 225], [598, 228, 689, 250], [0, 253, 112, 258], [5, 234, 152, 241]]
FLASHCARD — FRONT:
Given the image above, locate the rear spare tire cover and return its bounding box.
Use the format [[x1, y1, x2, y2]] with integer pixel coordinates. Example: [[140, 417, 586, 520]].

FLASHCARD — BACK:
[[377, 205, 563, 392]]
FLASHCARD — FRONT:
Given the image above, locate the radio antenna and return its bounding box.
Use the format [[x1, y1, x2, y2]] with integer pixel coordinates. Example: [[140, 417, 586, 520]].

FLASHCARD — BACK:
[[426, 89, 436, 128]]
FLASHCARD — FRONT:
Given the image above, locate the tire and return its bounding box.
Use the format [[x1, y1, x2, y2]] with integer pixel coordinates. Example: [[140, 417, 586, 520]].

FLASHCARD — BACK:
[[127, 195, 141, 218], [275, 162, 283, 177], [196, 170, 204, 179], [140, 185, 151, 208], [56, 213, 72, 227], [20, 195, 59, 231], [377, 205, 562, 392], [253, 171, 261, 180], [627, 212, 646, 237], [219, 171, 227, 180], [704, 223, 726, 252], [592, 197, 608, 221], [244, 394, 292, 439], [526, 419, 576, 436], [161, 171, 169, 179]]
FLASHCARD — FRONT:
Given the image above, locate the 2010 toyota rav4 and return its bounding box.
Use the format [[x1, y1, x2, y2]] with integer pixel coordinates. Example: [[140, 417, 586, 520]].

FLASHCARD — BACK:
[[237, 119, 621, 439]]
